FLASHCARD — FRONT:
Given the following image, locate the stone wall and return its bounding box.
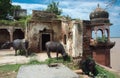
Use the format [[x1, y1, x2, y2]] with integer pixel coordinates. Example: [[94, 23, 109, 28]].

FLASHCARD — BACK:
[[82, 20, 92, 59], [61, 20, 83, 57], [31, 10, 56, 21], [27, 21, 62, 52], [72, 21, 83, 57], [93, 49, 110, 67]]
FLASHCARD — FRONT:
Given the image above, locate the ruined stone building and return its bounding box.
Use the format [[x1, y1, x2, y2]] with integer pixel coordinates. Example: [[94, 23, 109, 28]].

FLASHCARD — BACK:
[[26, 10, 83, 58], [26, 5, 115, 67], [0, 9, 27, 47], [0, 5, 115, 67]]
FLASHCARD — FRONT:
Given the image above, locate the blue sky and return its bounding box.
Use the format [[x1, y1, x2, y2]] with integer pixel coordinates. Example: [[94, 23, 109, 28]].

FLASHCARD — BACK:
[[12, 0, 120, 37]]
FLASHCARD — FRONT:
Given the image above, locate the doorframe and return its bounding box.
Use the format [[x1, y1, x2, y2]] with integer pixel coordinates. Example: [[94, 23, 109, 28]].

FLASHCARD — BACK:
[[41, 33, 50, 51], [39, 29, 53, 51]]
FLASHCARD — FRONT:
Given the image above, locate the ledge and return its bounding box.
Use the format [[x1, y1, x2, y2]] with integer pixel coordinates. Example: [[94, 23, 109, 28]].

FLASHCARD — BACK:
[[90, 41, 115, 49]]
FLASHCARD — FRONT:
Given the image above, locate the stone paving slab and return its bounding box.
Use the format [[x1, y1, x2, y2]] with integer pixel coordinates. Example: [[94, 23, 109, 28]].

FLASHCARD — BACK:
[[17, 64, 79, 78]]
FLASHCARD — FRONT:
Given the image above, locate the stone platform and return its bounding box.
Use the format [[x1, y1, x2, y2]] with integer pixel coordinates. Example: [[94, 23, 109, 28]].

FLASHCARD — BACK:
[[17, 64, 79, 78]]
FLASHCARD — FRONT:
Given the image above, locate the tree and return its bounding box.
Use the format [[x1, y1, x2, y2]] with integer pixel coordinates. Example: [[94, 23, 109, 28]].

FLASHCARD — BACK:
[[0, 0, 12, 19], [46, 1, 62, 15], [10, 5, 21, 16]]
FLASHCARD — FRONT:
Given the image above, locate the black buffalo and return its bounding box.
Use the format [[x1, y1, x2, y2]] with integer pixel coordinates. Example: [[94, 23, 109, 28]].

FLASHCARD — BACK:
[[1, 39, 29, 57], [80, 58, 98, 76], [45, 41, 68, 61]]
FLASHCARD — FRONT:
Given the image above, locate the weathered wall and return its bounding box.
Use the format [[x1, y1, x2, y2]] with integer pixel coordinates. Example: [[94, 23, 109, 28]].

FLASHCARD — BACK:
[[61, 20, 83, 57], [27, 11, 83, 58], [72, 21, 83, 57], [93, 49, 110, 67], [82, 20, 92, 59], [27, 21, 62, 52]]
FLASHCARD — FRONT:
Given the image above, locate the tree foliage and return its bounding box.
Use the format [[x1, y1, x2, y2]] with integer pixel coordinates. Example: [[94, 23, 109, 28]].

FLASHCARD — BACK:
[[10, 5, 21, 16], [0, 0, 12, 19], [46, 1, 62, 15], [0, 0, 21, 19]]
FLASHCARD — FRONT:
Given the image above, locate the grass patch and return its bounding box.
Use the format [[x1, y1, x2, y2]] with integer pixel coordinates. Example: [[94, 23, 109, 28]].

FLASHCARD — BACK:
[[0, 64, 22, 72], [0, 57, 119, 78], [96, 65, 120, 78]]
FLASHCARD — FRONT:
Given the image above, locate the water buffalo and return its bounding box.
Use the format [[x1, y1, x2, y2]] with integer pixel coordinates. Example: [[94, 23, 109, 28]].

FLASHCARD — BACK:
[[45, 41, 68, 61], [1, 39, 29, 57], [80, 58, 98, 76]]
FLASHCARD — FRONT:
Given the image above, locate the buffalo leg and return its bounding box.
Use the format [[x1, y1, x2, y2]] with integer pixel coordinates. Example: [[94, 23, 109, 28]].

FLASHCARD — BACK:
[[56, 52, 59, 60], [15, 50, 17, 56], [47, 50, 51, 58], [25, 49, 28, 57]]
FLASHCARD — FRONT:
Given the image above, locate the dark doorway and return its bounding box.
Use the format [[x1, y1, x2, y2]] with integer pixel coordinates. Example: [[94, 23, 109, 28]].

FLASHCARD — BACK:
[[0, 29, 10, 48], [42, 34, 50, 51], [13, 29, 24, 39]]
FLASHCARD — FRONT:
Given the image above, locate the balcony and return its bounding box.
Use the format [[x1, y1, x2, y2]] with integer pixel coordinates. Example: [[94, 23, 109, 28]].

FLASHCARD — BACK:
[[90, 40, 115, 49]]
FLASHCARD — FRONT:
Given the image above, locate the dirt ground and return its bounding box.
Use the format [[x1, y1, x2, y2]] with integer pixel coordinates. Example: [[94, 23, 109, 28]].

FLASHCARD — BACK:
[[0, 49, 57, 65], [0, 49, 89, 78], [0, 49, 57, 78], [0, 71, 17, 78]]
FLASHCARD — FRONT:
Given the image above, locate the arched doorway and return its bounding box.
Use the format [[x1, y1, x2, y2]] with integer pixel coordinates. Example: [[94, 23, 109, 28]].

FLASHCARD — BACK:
[[39, 29, 53, 51], [0, 29, 10, 48], [42, 33, 51, 51], [13, 29, 24, 39]]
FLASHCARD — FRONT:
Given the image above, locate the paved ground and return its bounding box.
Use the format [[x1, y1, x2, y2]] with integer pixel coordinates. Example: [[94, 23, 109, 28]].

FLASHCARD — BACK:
[[17, 64, 79, 78], [0, 49, 56, 65]]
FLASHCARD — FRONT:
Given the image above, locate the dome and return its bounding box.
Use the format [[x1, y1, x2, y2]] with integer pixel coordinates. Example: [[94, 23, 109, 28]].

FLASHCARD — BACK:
[[89, 4, 110, 24], [90, 4, 109, 19]]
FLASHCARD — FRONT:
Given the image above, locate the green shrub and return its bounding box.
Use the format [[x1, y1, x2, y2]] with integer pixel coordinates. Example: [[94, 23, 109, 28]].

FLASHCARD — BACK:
[[96, 65, 116, 78], [45, 56, 72, 64], [96, 35, 107, 43], [28, 59, 41, 65]]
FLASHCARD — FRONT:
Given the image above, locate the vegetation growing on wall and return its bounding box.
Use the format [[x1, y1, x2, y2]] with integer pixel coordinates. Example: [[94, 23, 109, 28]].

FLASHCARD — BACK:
[[0, 0, 28, 28], [0, 16, 31, 28], [96, 35, 108, 43]]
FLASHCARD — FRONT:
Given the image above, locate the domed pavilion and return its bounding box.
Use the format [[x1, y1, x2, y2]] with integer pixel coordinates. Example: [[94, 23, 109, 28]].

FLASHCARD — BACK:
[[82, 4, 115, 67]]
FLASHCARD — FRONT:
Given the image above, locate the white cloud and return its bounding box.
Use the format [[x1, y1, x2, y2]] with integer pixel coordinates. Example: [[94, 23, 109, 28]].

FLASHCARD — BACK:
[[12, 1, 120, 23], [60, 1, 106, 20], [12, 0, 120, 37]]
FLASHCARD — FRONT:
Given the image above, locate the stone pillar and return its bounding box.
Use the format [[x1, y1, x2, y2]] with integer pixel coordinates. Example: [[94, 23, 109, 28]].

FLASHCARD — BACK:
[[102, 30, 104, 37], [108, 29, 110, 42], [7, 27, 13, 42], [95, 30, 97, 40]]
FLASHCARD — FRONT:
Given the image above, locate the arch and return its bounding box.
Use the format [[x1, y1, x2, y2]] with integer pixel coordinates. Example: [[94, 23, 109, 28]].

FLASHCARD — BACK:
[[0, 29, 10, 48], [105, 29, 109, 37], [13, 29, 24, 39], [97, 29, 103, 38], [105, 29, 109, 41]]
